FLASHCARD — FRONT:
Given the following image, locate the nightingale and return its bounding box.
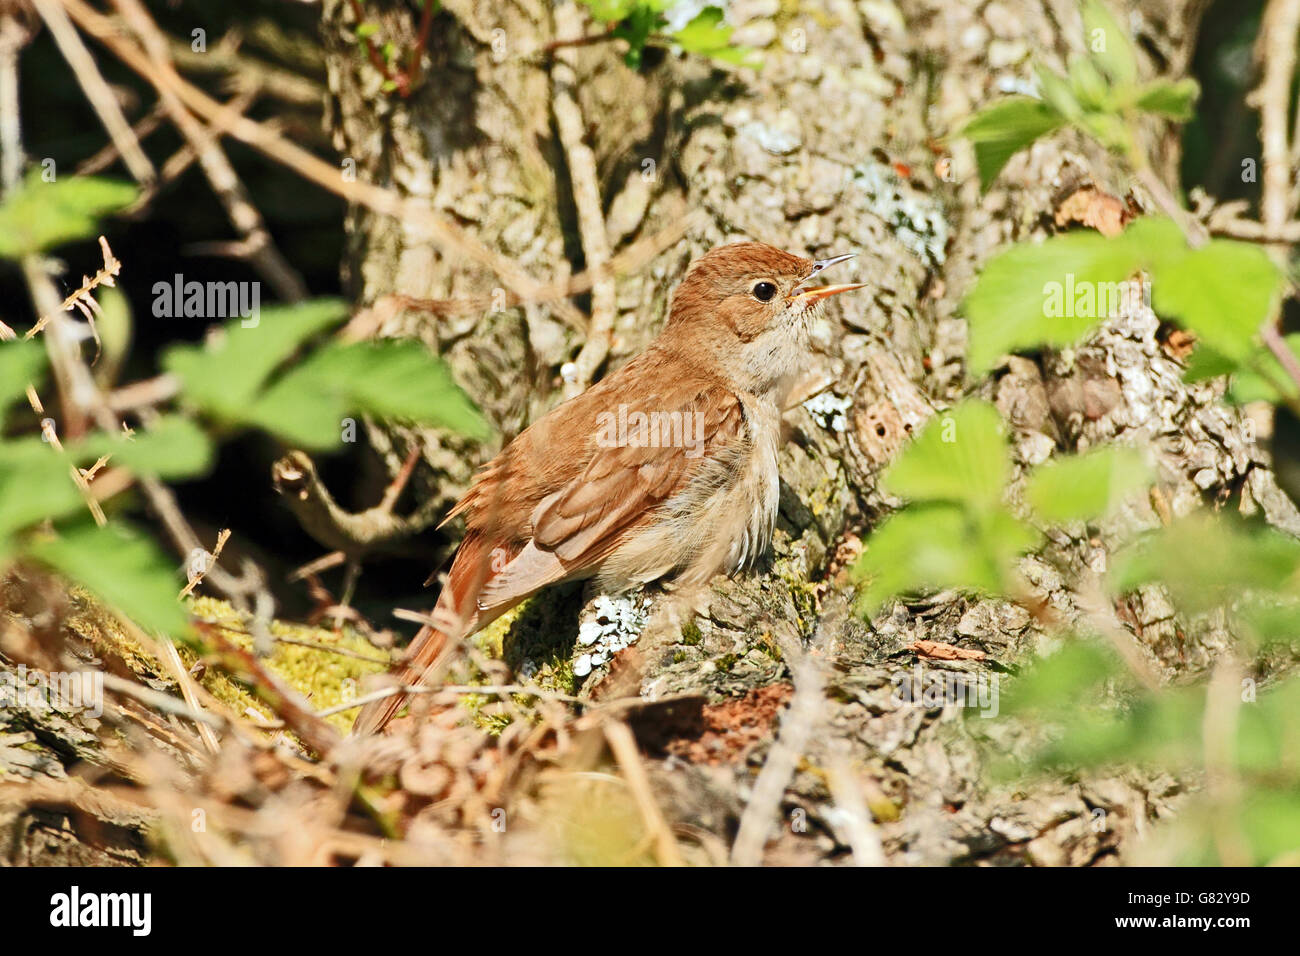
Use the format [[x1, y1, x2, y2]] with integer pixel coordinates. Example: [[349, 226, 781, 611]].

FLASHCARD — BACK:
[[353, 241, 864, 735]]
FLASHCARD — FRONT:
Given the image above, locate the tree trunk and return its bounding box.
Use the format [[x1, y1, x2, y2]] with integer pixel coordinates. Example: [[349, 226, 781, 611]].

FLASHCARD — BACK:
[[317, 0, 1274, 864]]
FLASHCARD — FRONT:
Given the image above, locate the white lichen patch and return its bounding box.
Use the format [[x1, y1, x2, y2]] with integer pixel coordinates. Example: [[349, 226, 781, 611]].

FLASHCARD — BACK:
[[802, 391, 852, 433], [850, 160, 949, 267], [573, 594, 649, 678]]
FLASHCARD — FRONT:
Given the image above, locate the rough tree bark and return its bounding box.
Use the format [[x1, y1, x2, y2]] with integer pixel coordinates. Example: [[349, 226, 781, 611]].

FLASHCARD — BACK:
[[310, 0, 1283, 864]]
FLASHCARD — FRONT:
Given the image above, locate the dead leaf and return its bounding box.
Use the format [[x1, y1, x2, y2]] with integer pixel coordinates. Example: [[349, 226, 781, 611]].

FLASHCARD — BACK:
[[906, 640, 986, 661]]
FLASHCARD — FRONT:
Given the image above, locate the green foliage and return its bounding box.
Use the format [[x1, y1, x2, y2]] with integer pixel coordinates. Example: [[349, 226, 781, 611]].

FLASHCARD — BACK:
[[960, 98, 1064, 193], [880, 400, 1011, 509], [80, 415, 214, 481], [0, 437, 85, 541], [1110, 513, 1300, 616], [26, 520, 190, 637], [163, 299, 491, 450], [0, 173, 136, 259], [962, 216, 1284, 376], [1024, 445, 1152, 524], [576, 1, 760, 69], [0, 338, 46, 415], [959, 0, 1200, 190], [854, 400, 1040, 610], [855, 404, 1156, 612]]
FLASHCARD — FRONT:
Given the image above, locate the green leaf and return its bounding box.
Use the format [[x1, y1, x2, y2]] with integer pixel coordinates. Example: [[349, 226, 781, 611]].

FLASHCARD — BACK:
[[0, 338, 47, 419], [1000, 640, 1122, 715], [1080, 0, 1137, 87], [162, 298, 349, 416], [0, 173, 137, 259], [882, 400, 1011, 510], [1025, 446, 1153, 524], [1149, 238, 1283, 363], [288, 340, 492, 439], [78, 415, 214, 481], [0, 437, 83, 539], [241, 340, 491, 450], [853, 503, 1038, 612], [670, 7, 761, 67], [1034, 65, 1082, 122], [962, 229, 1141, 375], [1134, 78, 1200, 121], [1068, 55, 1112, 111], [1111, 513, 1300, 615], [26, 520, 189, 636], [578, 0, 640, 22], [960, 98, 1065, 192]]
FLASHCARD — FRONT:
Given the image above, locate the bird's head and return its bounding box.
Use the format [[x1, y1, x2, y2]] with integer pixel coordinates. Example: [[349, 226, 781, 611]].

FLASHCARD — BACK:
[[663, 241, 864, 393]]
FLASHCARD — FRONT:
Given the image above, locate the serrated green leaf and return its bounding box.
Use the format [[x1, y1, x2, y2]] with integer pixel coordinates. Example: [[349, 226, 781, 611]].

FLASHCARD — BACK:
[[26, 520, 189, 636], [882, 400, 1011, 509], [853, 502, 1038, 612], [291, 341, 493, 439], [0, 173, 136, 259], [0, 338, 47, 419], [1111, 513, 1300, 614], [963, 228, 1144, 374], [1150, 238, 1283, 363], [0, 437, 83, 539], [578, 0, 640, 22], [960, 97, 1065, 192], [162, 298, 348, 416], [1135, 78, 1199, 121], [1025, 446, 1152, 524], [78, 415, 214, 481], [1034, 64, 1082, 121], [1080, 0, 1137, 87]]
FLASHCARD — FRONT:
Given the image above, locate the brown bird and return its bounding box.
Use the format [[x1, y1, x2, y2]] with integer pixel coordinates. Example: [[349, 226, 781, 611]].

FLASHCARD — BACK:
[[353, 241, 864, 735]]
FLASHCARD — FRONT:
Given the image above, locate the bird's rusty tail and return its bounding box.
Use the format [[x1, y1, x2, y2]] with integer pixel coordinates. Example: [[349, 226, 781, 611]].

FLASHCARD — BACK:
[[351, 617, 450, 736], [351, 532, 505, 736]]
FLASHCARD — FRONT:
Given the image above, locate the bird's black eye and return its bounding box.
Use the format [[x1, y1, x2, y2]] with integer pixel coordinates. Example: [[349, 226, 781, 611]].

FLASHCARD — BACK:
[[752, 281, 777, 302]]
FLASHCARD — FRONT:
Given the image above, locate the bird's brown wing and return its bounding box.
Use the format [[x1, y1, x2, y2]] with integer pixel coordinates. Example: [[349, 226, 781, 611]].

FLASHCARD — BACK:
[[471, 381, 747, 610]]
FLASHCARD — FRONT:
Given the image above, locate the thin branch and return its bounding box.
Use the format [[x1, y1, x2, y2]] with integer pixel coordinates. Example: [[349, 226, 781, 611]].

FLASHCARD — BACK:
[[110, 0, 307, 302], [30, 0, 154, 184], [271, 450, 443, 556], [60, 0, 591, 330], [552, 2, 617, 398]]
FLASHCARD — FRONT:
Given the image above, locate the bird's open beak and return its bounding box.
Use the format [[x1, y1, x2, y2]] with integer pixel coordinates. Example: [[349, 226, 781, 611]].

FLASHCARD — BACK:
[[788, 253, 866, 304]]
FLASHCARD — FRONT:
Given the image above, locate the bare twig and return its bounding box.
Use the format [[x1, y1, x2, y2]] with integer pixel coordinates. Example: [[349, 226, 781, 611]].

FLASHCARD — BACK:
[[603, 720, 685, 867], [110, 0, 307, 302], [60, 0, 590, 330], [1251, 0, 1300, 394], [731, 653, 826, 866], [31, 0, 154, 184], [552, 2, 617, 398]]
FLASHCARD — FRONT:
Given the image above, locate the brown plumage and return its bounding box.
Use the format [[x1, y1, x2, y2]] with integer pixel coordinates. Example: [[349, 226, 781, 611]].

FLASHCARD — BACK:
[[353, 242, 863, 735]]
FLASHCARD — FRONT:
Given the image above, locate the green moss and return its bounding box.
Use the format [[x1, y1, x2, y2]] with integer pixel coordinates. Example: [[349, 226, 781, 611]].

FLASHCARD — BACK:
[[187, 596, 389, 734], [679, 619, 703, 646]]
